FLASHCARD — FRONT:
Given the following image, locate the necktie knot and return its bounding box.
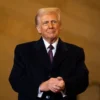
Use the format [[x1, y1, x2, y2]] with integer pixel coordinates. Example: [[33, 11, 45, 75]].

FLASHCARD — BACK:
[[48, 45, 54, 50]]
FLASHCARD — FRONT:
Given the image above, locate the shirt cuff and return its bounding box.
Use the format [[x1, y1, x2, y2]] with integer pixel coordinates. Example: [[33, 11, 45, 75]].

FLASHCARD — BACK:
[[37, 87, 43, 98], [61, 90, 67, 97]]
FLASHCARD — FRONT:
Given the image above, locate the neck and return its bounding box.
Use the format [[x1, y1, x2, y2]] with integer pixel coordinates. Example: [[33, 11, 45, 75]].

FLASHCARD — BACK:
[[43, 37, 58, 44]]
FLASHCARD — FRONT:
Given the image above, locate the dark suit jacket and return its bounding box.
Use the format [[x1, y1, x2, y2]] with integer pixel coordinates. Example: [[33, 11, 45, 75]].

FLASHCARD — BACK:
[[9, 37, 89, 100]]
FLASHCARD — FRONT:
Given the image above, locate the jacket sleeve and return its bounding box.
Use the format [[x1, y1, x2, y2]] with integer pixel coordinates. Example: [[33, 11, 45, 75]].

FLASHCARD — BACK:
[[9, 45, 40, 99], [63, 48, 89, 96]]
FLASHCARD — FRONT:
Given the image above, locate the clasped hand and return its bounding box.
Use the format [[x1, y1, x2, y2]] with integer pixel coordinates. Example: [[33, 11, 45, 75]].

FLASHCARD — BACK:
[[40, 77, 65, 93]]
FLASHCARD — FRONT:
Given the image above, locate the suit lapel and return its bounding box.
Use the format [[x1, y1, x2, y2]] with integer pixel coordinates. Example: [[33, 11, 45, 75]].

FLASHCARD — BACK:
[[34, 37, 51, 70], [53, 39, 68, 69]]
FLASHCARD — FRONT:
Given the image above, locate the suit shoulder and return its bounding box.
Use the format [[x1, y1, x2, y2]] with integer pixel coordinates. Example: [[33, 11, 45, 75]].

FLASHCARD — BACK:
[[63, 42, 84, 53], [15, 41, 37, 51], [65, 42, 82, 49], [63, 42, 85, 60]]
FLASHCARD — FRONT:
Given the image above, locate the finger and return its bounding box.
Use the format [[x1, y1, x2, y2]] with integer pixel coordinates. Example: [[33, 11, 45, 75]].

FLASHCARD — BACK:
[[57, 77, 63, 81], [50, 86, 60, 93], [54, 85, 60, 90]]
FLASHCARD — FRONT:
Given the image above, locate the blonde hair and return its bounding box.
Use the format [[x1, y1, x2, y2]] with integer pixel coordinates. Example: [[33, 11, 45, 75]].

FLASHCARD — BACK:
[[35, 7, 61, 26]]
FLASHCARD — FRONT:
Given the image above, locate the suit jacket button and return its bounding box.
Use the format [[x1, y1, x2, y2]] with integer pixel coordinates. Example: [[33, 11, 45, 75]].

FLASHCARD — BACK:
[[46, 95, 50, 99]]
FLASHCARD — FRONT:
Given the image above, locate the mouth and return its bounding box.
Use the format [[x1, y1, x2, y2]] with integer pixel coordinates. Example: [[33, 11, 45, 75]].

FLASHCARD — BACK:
[[47, 29, 55, 34]]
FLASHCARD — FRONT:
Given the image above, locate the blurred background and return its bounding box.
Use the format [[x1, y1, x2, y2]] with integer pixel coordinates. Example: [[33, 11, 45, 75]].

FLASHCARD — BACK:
[[0, 0, 100, 100]]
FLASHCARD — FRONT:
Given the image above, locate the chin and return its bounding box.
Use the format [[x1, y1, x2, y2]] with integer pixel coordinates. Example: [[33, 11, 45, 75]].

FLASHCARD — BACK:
[[49, 36, 57, 40]]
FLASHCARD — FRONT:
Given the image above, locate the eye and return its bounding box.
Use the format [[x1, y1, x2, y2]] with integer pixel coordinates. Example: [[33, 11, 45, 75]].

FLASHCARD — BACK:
[[43, 21, 48, 25], [51, 20, 57, 24]]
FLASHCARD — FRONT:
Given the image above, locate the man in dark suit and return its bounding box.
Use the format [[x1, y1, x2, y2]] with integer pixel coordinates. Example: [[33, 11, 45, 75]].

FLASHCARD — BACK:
[[9, 7, 89, 100]]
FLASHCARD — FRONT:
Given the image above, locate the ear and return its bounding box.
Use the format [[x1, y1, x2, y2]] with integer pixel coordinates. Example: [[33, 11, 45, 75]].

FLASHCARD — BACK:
[[36, 26, 41, 33]]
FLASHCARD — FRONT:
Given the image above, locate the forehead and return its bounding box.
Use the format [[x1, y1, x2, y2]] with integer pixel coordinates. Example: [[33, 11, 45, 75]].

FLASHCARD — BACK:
[[40, 12, 58, 21]]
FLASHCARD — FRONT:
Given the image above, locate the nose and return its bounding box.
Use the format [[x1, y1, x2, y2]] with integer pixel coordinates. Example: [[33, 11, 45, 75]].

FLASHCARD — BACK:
[[48, 22, 53, 28]]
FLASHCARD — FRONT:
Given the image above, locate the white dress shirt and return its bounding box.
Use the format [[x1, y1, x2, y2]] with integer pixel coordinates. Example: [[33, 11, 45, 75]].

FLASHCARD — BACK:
[[43, 38, 58, 57]]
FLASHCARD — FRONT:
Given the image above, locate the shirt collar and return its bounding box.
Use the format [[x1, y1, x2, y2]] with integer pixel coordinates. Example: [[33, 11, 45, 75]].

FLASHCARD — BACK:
[[43, 38, 59, 50]]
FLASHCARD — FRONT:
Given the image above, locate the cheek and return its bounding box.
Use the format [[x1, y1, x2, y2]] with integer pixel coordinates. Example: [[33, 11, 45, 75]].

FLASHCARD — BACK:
[[55, 25, 61, 30], [55, 27, 60, 32], [41, 27, 48, 32]]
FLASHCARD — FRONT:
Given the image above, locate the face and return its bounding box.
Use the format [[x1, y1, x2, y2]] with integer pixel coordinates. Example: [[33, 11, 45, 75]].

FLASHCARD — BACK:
[[37, 13, 61, 42]]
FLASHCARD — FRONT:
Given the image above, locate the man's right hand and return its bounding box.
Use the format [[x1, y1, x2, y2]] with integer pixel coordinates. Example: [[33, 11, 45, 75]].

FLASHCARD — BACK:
[[39, 77, 65, 93]]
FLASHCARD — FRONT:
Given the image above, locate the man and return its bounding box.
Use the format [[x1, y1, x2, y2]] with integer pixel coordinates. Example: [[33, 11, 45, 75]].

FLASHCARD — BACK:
[[9, 8, 89, 100]]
